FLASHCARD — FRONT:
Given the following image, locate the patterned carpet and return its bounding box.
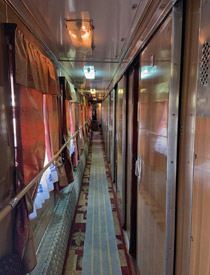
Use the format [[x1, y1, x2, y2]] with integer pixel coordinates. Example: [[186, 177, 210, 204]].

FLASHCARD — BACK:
[[63, 131, 132, 275]]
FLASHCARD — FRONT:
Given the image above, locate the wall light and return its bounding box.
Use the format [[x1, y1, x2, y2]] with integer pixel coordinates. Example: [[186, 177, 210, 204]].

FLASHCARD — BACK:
[[83, 66, 95, 79]]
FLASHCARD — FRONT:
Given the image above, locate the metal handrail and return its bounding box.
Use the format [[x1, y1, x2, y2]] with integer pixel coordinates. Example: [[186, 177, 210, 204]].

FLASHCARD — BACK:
[[0, 121, 89, 223]]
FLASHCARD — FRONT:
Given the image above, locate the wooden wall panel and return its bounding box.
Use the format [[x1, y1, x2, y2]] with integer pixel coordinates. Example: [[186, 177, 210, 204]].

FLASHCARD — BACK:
[[189, 117, 210, 275]]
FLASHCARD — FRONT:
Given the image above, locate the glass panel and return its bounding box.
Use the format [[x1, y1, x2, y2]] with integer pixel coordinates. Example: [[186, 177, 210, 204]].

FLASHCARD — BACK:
[[137, 15, 172, 275]]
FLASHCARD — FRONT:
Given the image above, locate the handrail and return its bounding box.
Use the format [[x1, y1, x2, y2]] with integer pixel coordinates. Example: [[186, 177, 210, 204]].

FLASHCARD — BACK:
[[0, 121, 89, 223]]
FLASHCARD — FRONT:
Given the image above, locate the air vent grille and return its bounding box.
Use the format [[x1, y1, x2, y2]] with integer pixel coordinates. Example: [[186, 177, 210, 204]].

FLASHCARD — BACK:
[[200, 41, 210, 86]]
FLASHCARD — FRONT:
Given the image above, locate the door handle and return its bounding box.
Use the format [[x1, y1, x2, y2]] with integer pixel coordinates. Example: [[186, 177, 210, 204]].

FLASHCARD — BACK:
[[135, 154, 143, 189]]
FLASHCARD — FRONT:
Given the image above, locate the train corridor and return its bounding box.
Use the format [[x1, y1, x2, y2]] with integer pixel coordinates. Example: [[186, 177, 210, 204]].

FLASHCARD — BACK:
[[62, 131, 132, 275], [1, 0, 210, 274]]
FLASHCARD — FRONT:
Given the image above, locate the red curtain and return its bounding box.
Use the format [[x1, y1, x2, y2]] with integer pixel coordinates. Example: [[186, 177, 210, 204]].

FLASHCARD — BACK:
[[77, 104, 84, 154], [65, 100, 71, 138], [43, 95, 59, 160], [14, 85, 45, 273], [19, 86, 45, 188], [69, 102, 78, 167], [81, 105, 86, 137], [78, 104, 82, 128]]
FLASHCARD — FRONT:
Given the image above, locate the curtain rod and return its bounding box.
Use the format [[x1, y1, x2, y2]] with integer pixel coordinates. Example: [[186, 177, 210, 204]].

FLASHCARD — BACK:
[[0, 121, 89, 223]]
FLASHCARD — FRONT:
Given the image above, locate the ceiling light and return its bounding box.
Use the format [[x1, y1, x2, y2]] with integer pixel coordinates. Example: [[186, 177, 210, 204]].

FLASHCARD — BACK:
[[66, 19, 95, 51], [82, 32, 90, 38], [90, 89, 96, 94], [83, 66, 95, 79]]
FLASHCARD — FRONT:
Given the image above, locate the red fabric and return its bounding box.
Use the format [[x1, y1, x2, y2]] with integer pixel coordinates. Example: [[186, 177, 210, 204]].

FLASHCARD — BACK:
[[72, 103, 80, 161], [65, 100, 71, 137], [73, 103, 81, 159], [43, 95, 59, 160], [82, 105, 85, 125], [78, 104, 85, 138], [62, 99, 71, 138], [77, 104, 84, 152], [15, 85, 45, 273], [49, 96, 59, 155], [43, 95, 52, 160], [69, 102, 78, 167], [78, 104, 82, 128], [85, 106, 89, 121], [19, 86, 45, 187]]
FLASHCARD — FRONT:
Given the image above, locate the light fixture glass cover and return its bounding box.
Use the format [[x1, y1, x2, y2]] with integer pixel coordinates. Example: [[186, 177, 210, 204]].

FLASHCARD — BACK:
[[83, 66, 95, 79], [66, 19, 94, 51]]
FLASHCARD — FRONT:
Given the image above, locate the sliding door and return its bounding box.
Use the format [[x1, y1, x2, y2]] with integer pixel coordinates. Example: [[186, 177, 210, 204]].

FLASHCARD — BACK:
[[116, 77, 126, 223], [125, 64, 139, 253], [136, 5, 182, 275]]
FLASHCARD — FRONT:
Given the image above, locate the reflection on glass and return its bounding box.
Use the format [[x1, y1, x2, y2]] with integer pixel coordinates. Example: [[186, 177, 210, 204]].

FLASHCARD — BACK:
[[141, 65, 158, 79], [137, 15, 172, 275]]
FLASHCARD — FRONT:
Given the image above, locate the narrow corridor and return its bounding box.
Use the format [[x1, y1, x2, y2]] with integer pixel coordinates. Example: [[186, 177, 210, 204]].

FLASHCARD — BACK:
[[63, 131, 132, 275]]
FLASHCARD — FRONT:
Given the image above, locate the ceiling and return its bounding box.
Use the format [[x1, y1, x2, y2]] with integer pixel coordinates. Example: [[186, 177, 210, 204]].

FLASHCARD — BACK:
[[11, 0, 145, 100]]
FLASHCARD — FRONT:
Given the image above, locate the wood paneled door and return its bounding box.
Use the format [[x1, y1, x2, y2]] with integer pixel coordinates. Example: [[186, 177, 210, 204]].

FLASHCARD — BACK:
[[136, 5, 182, 275], [125, 63, 139, 255]]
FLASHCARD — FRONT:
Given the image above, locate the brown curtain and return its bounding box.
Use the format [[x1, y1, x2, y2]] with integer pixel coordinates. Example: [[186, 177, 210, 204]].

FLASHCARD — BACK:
[[15, 29, 59, 96]]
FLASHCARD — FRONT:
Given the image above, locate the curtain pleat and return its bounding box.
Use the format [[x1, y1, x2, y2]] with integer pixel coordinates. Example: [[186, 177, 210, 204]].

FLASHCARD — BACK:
[[15, 29, 59, 95]]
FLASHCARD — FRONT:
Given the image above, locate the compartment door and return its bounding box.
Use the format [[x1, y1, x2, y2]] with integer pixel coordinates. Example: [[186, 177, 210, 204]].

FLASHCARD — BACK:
[[125, 64, 139, 253], [116, 77, 126, 224], [136, 7, 181, 275]]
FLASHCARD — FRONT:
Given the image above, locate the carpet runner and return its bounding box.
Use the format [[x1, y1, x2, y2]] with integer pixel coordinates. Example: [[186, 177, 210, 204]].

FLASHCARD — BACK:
[[63, 131, 132, 275]]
